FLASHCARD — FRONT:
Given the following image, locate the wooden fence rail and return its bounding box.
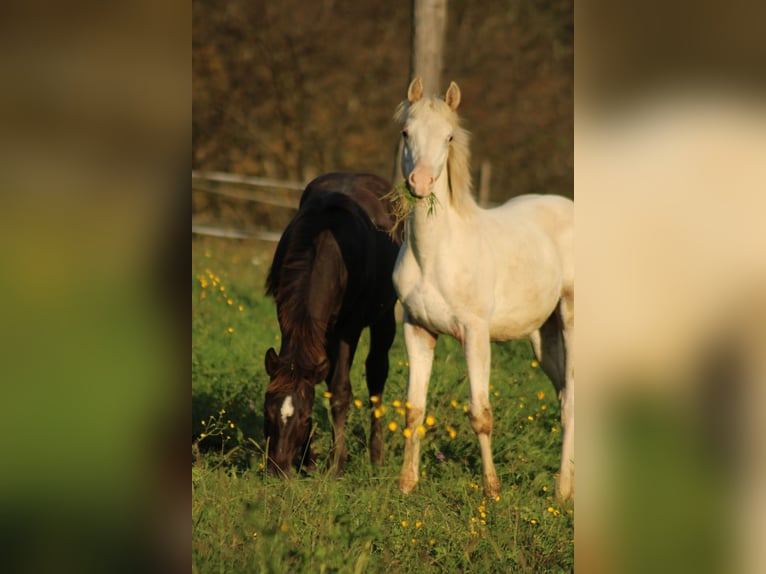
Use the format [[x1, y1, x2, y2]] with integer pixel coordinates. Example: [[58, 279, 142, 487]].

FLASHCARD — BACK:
[[191, 170, 306, 191], [192, 170, 306, 241]]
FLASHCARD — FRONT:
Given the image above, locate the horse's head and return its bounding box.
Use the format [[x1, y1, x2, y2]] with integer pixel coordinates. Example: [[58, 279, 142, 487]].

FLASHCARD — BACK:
[[396, 77, 463, 199], [263, 347, 325, 476]]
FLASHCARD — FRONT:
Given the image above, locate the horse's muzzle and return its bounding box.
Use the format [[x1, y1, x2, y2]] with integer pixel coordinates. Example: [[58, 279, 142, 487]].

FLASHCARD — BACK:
[[407, 165, 434, 198]]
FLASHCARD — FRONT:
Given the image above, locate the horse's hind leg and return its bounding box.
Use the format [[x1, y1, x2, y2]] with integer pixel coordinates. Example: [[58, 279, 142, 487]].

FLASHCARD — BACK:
[[533, 306, 566, 395], [557, 297, 575, 501], [366, 310, 396, 465], [531, 303, 574, 501], [328, 337, 356, 474]]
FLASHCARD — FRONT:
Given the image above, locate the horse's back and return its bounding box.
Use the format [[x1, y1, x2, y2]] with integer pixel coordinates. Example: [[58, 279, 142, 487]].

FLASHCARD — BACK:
[[490, 194, 573, 275], [301, 172, 401, 243], [275, 174, 400, 331]]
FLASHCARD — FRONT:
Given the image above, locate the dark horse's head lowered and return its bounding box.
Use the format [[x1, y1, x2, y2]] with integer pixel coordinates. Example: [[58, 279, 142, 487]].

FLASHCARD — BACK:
[[263, 348, 328, 475]]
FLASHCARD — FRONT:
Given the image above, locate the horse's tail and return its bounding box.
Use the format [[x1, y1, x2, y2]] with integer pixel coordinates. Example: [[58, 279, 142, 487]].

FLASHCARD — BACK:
[[265, 192, 376, 377], [265, 192, 373, 297]]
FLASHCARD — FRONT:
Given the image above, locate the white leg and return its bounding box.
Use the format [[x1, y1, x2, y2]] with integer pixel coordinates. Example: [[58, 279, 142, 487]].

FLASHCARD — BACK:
[[399, 313, 437, 494], [556, 297, 575, 501], [464, 323, 500, 497]]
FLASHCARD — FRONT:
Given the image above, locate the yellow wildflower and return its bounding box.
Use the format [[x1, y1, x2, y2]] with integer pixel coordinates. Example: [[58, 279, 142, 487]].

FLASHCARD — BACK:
[[403, 428, 412, 438], [416, 425, 426, 437], [388, 421, 398, 432], [392, 399, 402, 408], [323, 391, 332, 399], [353, 399, 363, 409], [425, 415, 435, 427], [531, 360, 538, 368]]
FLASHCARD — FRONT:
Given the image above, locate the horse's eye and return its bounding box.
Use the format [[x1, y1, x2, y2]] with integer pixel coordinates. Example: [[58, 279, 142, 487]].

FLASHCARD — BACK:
[[447, 135, 454, 143], [401, 130, 408, 139]]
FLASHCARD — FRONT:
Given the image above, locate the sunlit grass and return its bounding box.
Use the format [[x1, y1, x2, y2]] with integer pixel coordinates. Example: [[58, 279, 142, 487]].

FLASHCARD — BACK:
[[192, 237, 573, 573]]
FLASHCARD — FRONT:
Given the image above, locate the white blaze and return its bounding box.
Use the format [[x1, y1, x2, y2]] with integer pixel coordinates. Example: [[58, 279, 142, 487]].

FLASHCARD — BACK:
[[280, 395, 294, 424]]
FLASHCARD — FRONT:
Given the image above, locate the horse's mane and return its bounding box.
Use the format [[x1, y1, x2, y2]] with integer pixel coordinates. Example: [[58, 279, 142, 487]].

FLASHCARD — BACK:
[[265, 193, 376, 395], [394, 97, 477, 215], [265, 206, 342, 393]]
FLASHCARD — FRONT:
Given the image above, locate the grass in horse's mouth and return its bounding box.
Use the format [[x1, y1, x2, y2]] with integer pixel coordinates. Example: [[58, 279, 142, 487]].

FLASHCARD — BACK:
[[383, 180, 439, 237]]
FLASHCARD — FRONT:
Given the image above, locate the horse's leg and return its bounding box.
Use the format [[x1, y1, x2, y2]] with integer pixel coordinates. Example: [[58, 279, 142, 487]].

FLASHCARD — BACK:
[[464, 323, 500, 497], [556, 296, 575, 502], [533, 306, 566, 395], [366, 309, 396, 465], [328, 336, 357, 474], [399, 312, 437, 493]]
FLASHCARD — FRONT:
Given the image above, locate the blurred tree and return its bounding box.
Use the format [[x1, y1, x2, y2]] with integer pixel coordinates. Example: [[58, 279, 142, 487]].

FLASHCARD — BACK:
[[411, 0, 448, 96], [192, 0, 573, 228]]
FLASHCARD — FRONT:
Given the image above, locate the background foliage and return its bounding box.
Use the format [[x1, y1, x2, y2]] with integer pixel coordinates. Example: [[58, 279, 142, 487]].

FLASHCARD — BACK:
[[192, 0, 573, 203]]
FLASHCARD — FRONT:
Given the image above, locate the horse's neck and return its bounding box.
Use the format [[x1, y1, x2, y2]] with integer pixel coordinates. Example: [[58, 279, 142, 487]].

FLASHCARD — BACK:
[[405, 176, 456, 265]]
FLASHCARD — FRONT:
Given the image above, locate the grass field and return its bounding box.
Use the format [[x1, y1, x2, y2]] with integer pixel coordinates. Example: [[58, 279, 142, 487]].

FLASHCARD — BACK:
[[192, 236, 574, 573]]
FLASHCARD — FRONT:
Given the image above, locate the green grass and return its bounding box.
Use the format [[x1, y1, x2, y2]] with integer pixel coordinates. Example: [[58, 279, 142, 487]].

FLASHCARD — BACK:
[[192, 236, 574, 573]]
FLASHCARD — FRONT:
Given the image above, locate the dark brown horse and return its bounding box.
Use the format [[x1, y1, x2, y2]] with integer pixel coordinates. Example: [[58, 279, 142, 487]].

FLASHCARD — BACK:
[[263, 172, 402, 476]]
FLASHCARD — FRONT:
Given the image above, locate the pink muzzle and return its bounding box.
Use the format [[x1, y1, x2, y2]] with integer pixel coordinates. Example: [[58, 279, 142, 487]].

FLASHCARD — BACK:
[[407, 164, 434, 198]]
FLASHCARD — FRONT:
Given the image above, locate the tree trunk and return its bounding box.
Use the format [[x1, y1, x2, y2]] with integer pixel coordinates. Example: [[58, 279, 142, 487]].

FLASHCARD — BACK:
[[394, 0, 448, 182], [411, 0, 448, 96]]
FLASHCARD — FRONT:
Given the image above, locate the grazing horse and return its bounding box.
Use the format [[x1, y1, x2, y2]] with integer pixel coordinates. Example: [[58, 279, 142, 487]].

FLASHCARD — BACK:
[[392, 78, 575, 501], [263, 172, 402, 476]]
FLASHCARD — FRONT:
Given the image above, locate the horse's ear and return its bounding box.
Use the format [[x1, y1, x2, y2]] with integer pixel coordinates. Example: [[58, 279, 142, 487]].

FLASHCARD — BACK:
[[445, 81, 461, 111], [407, 77, 424, 104], [265, 348, 279, 377]]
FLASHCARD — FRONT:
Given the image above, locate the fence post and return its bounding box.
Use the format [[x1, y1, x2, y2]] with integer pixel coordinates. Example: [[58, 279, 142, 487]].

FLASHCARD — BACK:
[[479, 159, 491, 207]]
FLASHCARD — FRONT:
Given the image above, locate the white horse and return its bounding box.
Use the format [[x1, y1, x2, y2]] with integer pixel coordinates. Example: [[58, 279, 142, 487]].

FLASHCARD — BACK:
[[392, 77, 574, 501]]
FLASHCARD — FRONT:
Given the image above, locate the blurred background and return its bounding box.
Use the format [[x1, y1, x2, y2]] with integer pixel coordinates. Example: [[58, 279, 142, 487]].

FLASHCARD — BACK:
[[192, 0, 573, 235]]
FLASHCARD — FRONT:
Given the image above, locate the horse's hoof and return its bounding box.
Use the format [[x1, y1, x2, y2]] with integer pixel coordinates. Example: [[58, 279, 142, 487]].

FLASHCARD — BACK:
[[399, 471, 418, 494], [555, 478, 574, 502], [483, 475, 501, 498]]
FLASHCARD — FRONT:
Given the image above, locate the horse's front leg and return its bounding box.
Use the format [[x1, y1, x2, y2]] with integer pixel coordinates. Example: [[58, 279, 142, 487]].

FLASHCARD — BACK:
[[464, 323, 500, 497], [399, 313, 437, 493], [366, 310, 396, 465], [328, 338, 355, 474]]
